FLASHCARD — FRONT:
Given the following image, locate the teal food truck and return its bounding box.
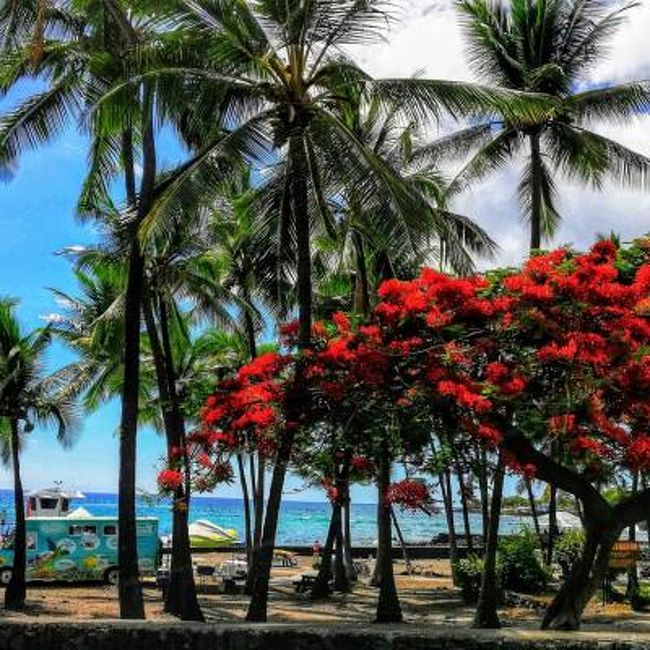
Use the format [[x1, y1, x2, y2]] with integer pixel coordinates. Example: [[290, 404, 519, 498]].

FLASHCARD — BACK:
[[0, 489, 159, 585]]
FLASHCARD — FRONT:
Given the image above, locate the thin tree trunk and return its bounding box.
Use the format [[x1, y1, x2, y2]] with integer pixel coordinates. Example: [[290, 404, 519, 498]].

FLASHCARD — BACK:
[[473, 450, 505, 629], [440, 468, 458, 583], [529, 132, 543, 251], [254, 455, 265, 546], [237, 453, 253, 569], [370, 492, 386, 587], [352, 230, 370, 316], [391, 507, 413, 575], [342, 476, 355, 582], [311, 504, 339, 599], [375, 443, 402, 623], [627, 472, 639, 599], [547, 483, 558, 566], [245, 453, 265, 595], [5, 419, 26, 610], [526, 479, 545, 553], [334, 454, 351, 592], [455, 453, 473, 552], [142, 291, 203, 621], [477, 448, 489, 548]]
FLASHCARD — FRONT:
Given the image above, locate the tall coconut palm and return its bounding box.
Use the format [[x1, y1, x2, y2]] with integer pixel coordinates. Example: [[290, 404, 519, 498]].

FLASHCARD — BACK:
[[133, 3, 543, 619], [449, 0, 650, 251], [0, 298, 78, 610], [0, 0, 185, 617]]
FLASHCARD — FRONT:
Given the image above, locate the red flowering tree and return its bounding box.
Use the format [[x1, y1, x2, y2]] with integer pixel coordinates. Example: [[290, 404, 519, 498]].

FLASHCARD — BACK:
[[343, 236, 650, 630], [173, 235, 649, 630]]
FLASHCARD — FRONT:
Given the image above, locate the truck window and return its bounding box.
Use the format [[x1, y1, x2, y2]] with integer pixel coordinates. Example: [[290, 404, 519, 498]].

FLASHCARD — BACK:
[[69, 525, 97, 536], [104, 525, 117, 536]]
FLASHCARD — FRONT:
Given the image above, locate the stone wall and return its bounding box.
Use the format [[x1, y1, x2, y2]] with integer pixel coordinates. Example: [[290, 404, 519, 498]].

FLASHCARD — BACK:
[[0, 622, 649, 650]]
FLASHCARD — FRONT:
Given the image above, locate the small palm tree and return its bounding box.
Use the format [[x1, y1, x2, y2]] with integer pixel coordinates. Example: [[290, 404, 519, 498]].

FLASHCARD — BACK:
[[449, 0, 650, 251], [0, 298, 78, 610], [332, 91, 497, 314]]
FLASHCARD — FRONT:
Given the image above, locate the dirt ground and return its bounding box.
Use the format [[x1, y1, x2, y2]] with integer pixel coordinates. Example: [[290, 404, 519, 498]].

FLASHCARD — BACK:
[[1, 553, 649, 633]]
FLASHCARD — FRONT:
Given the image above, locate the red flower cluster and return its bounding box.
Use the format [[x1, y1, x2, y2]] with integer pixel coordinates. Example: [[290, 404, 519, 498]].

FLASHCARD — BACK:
[[158, 469, 183, 492], [386, 479, 429, 511]]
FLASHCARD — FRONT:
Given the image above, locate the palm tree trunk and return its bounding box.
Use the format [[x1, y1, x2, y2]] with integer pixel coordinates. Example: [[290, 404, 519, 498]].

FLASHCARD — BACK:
[[142, 290, 203, 621], [375, 441, 402, 623], [290, 133, 312, 349], [245, 424, 295, 621], [245, 130, 312, 620], [473, 450, 505, 629], [529, 132, 543, 251], [116, 72, 157, 617], [5, 419, 26, 610], [118, 238, 146, 620]]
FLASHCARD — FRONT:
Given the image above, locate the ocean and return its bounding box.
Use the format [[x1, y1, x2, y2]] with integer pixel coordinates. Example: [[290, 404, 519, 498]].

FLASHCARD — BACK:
[[0, 490, 527, 546]]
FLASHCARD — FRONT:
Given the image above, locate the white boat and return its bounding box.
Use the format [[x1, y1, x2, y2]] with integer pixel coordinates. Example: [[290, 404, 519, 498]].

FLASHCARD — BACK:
[[188, 519, 239, 548]]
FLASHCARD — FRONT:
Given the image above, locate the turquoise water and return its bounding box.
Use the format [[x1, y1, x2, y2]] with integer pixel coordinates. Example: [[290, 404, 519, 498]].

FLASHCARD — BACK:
[[0, 491, 526, 545]]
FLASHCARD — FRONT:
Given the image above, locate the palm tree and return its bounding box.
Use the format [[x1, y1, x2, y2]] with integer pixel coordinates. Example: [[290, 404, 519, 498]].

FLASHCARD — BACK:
[[0, 298, 78, 610], [449, 0, 650, 251], [134, 3, 543, 620], [0, 1, 180, 618], [331, 91, 497, 314]]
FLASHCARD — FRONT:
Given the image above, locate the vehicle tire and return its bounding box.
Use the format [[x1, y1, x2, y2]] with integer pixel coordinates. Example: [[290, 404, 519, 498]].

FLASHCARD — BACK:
[[0, 568, 12, 586], [104, 567, 119, 586]]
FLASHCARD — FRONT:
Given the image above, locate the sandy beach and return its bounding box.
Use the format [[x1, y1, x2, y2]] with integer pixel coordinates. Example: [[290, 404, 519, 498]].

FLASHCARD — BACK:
[[0, 553, 647, 635]]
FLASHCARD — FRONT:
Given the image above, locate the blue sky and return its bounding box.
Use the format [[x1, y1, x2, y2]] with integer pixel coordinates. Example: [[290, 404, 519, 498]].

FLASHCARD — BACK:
[[0, 82, 374, 501], [2, 0, 650, 502]]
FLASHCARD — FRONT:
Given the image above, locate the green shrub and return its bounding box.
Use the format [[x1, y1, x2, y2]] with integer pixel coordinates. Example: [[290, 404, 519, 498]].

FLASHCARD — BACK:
[[455, 555, 502, 603], [555, 530, 585, 580], [631, 583, 650, 611], [498, 529, 550, 594]]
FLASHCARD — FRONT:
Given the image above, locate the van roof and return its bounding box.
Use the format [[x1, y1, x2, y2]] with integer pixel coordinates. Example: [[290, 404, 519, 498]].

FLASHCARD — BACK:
[[27, 516, 158, 522]]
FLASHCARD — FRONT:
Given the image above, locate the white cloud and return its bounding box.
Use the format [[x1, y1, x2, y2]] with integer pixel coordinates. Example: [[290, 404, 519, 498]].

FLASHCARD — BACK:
[[349, 1, 472, 81], [589, 1, 650, 84], [349, 0, 650, 267]]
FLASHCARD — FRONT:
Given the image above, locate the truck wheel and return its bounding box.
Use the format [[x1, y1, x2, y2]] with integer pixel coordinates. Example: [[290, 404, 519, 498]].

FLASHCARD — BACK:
[[104, 567, 119, 586], [0, 568, 12, 586]]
